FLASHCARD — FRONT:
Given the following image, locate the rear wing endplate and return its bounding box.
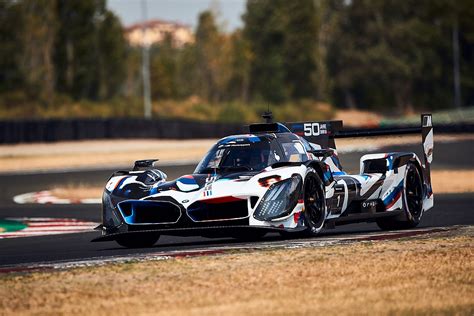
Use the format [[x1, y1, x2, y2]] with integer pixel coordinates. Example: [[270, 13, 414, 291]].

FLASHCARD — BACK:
[[288, 114, 432, 155], [288, 114, 434, 192]]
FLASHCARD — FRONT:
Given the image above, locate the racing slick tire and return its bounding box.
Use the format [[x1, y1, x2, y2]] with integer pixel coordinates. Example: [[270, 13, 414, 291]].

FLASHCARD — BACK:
[[302, 169, 327, 236], [376, 162, 424, 230], [115, 233, 160, 248]]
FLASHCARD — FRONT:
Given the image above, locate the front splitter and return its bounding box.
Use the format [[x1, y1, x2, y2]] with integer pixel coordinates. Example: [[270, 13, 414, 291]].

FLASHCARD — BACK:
[[91, 225, 306, 242]]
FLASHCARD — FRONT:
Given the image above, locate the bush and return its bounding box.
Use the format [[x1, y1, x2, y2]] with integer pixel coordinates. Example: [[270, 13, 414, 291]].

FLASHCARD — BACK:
[[0, 93, 335, 123]]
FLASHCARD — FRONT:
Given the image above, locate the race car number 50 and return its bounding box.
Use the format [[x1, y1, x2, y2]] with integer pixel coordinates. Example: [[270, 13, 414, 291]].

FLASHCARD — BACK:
[[304, 122, 320, 136]]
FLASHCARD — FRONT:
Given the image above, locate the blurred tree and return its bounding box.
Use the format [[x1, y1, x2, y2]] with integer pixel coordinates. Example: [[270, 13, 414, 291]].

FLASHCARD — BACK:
[[55, 0, 125, 101], [97, 10, 127, 99], [0, 1, 23, 92], [0, 0, 58, 105], [243, 0, 288, 103], [150, 35, 178, 99], [55, 0, 104, 100], [1, 0, 474, 119], [19, 0, 57, 104], [453, 0, 474, 107], [195, 11, 221, 102], [326, 0, 474, 112], [226, 30, 252, 102], [175, 44, 199, 99], [243, 0, 319, 103], [123, 46, 142, 98], [283, 0, 319, 99]]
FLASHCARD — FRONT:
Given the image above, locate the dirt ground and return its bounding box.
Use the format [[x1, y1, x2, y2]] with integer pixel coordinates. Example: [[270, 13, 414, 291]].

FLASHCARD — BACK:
[[0, 135, 473, 173], [1, 227, 472, 315], [431, 170, 474, 193], [334, 109, 383, 127], [51, 185, 104, 201]]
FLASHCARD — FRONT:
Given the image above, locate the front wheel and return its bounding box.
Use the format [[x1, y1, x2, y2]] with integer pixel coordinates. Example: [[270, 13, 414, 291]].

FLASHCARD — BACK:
[[377, 162, 424, 230], [302, 170, 327, 236], [115, 233, 160, 248]]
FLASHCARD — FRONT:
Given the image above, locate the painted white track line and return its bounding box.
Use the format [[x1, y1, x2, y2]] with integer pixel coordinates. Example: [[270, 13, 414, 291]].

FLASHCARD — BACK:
[[0, 217, 99, 239], [13, 191, 101, 205]]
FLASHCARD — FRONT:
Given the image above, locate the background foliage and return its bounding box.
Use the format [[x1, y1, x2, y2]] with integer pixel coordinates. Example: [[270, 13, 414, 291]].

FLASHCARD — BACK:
[[0, 0, 473, 121]]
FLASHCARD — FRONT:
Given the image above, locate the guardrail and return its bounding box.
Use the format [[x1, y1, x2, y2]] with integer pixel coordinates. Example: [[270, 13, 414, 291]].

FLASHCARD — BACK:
[[0, 118, 472, 144]]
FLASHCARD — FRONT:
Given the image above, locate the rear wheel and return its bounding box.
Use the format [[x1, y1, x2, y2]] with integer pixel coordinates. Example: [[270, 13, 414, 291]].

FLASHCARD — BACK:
[[302, 170, 326, 236], [377, 162, 424, 230], [115, 233, 160, 248]]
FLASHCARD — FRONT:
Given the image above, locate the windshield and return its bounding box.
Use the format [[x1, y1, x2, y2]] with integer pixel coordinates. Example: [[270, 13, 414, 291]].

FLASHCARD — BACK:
[[194, 139, 283, 174], [280, 141, 309, 162]]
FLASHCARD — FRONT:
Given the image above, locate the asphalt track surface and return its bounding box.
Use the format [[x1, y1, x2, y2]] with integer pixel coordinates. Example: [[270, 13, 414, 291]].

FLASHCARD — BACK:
[[0, 139, 473, 267]]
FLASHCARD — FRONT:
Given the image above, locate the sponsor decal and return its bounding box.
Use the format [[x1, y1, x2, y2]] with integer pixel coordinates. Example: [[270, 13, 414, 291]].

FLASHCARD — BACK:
[[293, 212, 301, 224], [203, 188, 213, 197], [304, 122, 320, 136], [176, 175, 200, 192], [383, 180, 404, 209], [105, 176, 127, 192], [422, 115, 432, 127], [361, 199, 380, 213], [203, 174, 217, 197], [362, 200, 378, 208]]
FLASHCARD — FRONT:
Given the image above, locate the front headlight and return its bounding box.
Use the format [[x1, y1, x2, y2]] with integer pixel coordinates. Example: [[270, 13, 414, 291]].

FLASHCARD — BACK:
[[253, 175, 302, 221]]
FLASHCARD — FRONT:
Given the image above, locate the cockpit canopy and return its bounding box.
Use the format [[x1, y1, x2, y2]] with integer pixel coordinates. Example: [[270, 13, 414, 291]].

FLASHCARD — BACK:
[[194, 134, 309, 174]]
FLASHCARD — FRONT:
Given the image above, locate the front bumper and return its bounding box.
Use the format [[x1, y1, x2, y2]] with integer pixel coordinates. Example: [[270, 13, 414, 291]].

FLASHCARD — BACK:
[[99, 187, 305, 242]]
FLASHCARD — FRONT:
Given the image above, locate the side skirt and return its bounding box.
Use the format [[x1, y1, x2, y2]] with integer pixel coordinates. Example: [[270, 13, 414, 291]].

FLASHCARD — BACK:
[[325, 210, 404, 228]]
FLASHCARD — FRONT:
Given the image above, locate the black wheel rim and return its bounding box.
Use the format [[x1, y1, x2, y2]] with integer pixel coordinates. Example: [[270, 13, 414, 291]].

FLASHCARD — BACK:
[[405, 165, 423, 219], [304, 175, 325, 229]]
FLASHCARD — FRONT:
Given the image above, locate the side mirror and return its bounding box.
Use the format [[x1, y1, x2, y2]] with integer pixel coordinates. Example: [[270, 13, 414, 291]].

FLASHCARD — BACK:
[[308, 149, 334, 159]]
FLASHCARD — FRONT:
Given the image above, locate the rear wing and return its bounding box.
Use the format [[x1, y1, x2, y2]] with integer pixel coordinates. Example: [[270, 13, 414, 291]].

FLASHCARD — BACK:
[[248, 113, 433, 172], [288, 114, 432, 148], [288, 114, 434, 183]]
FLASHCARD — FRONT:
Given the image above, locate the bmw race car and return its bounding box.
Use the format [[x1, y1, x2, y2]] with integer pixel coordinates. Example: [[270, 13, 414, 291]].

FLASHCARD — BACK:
[[92, 114, 434, 248]]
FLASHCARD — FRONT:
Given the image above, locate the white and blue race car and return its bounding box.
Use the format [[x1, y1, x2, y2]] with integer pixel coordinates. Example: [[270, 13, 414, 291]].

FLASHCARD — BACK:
[[93, 114, 434, 248]]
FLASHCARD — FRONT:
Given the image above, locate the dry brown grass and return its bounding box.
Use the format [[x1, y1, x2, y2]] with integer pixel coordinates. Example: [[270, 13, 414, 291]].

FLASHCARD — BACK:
[[431, 170, 474, 193], [50, 185, 103, 201], [1, 230, 473, 315], [0, 135, 472, 173], [334, 109, 383, 127], [0, 139, 215, 173]]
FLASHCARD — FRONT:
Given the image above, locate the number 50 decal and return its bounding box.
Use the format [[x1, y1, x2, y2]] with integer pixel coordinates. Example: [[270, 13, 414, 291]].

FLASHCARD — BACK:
[[304, 123, 320, 136]]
